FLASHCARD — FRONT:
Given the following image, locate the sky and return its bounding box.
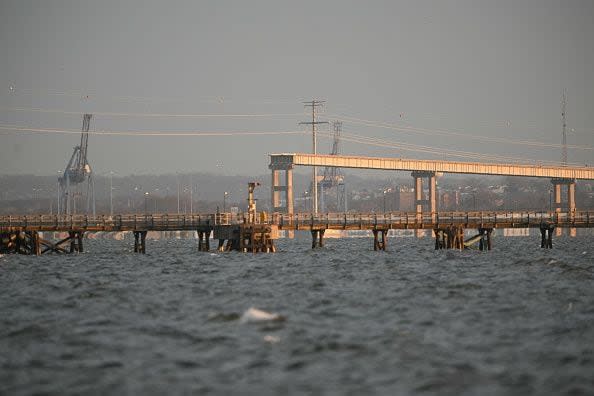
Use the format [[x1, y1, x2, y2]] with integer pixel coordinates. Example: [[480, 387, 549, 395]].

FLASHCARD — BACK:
[[0, 0, 593, 177]]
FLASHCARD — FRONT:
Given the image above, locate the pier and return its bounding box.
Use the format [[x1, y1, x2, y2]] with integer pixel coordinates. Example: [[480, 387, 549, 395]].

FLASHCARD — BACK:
[[1, 210, 592, 255]]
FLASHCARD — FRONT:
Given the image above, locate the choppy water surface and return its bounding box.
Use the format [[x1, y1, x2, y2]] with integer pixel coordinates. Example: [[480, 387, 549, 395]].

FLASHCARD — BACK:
[[1, 234, 594, 395]]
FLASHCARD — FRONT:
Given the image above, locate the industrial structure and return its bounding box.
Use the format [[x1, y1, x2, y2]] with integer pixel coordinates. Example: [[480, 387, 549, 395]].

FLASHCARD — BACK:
[[58, 114, 95, 216], [318, 121, 346, 213]]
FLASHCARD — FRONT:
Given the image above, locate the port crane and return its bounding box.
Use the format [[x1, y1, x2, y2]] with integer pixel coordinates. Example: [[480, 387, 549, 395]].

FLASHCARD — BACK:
[[58, 114, 95, 215]]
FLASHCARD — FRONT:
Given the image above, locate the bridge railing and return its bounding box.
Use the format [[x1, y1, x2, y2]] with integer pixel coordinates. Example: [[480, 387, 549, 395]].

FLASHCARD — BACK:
[[0, 211, 591, 231], [271, 211, 592, 228]]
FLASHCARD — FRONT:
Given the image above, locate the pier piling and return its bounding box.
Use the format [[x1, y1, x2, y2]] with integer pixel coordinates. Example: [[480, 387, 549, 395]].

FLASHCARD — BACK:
[[373, 229, 387, 251], [540, 225, 554, 249], [311, 229, 325, 248]]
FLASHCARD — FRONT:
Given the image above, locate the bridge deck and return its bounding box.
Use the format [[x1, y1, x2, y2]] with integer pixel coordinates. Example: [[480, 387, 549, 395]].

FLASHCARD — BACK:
[[1, 211, 591, 233], [271, 153, 594, 179]]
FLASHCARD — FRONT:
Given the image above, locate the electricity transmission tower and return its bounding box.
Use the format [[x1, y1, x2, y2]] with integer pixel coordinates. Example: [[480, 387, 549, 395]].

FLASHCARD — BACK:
[[300, 100, 328, 213], [319, 121, 345, 212]]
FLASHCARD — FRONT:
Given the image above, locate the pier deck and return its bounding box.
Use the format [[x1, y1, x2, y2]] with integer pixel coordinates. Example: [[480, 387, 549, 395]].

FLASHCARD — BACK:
[[1, 211, 591, 254], [0, 211, 591, 233]]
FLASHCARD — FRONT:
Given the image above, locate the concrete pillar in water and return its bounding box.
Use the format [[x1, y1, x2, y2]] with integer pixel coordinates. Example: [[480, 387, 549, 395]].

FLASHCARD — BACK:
[[554, 183, 562, 212], [285, 168, 294, 216], [568, 182, 576, 212], [413, 174, 423, 238], [271, 170, 281, 210], [429, 174, 437, 223]]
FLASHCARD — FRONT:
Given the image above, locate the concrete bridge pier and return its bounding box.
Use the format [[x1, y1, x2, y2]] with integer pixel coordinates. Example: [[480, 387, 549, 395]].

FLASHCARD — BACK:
[[270, 162, 294, 238], [551, 178, 576, 236], [551, 178, 576, 213], [412, 171, 437, 237], [270, 165, 294, 216]]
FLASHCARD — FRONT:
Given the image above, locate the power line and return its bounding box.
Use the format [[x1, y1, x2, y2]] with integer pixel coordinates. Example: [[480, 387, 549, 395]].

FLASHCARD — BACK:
[[0, 125, 307, 137], [5, 86, 303, 106], [0, 106, 302, 119], [330, 113, 593, 151], [316, 130, 588, 167]]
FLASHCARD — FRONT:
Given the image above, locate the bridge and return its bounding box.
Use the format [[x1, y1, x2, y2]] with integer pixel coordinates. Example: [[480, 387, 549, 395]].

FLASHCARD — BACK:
[[1, 210, 592, 254], [269, 153, 594, 217]]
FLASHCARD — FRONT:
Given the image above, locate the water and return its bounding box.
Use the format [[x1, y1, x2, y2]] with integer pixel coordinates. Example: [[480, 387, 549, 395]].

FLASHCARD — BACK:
[[1, 234, 593, 395]]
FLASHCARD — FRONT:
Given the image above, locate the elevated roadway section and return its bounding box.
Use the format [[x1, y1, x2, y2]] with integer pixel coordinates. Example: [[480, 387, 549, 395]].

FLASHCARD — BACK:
[[270, 153, 594, 219]]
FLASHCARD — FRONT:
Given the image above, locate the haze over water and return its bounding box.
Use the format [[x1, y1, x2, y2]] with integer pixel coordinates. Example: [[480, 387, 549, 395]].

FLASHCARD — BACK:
[[1, 234, 593, 395]]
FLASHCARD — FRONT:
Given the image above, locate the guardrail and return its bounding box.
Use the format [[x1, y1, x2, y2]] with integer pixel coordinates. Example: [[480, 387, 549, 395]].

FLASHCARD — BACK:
[[0, 211, 591, 232], [272, 211, 592, 229]]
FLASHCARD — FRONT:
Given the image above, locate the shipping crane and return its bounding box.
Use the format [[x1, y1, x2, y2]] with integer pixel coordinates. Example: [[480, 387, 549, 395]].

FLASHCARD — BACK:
[[58, 114, 95, 215]]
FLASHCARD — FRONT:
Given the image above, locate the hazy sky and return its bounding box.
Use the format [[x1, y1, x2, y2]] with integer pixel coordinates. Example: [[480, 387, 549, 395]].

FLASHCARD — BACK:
[[0, 0, 592, 177]]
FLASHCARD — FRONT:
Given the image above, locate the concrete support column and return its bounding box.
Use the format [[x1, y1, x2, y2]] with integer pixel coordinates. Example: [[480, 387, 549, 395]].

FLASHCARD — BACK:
[[279, 168, 294, 239], [414, 176, 423, 237], [285, 169, 294, 215], [429, 174, 437, 222], [414, 176, 423, 216], [554, 183, 562, 212], [271, 170, 280, 209], [568, 182, 576, 212], [568, 181, 576, 237], [551, 178, 577, 237]]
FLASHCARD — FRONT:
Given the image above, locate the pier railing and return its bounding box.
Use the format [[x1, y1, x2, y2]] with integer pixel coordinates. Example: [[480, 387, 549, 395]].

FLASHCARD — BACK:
[[271, 211, 592, 230], [0, 211, 592, 232]]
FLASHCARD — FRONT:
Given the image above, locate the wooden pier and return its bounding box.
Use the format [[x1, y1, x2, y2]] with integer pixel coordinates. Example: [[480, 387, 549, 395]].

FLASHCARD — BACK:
[[0, 210, 591, 255]]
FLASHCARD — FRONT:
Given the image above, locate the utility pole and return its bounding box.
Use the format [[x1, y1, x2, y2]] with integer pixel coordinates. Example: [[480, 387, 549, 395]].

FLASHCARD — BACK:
[[300, 100, 328, 214], [561, 89, 567, 165]]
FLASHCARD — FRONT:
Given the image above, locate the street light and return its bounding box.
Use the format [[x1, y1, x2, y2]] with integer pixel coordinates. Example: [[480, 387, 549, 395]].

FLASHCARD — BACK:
[[304, 191, 309, 211], [383, 188, 392, 213], [189, 174, 193, 214], [144, 192, 149, 214], [176, 173, 180, 214], [57, 170, 63, 215], [154, 188, 161, 213], [223, 191, 228, 212], [32, 187, 41, 213], [109, 171, 114, 217]]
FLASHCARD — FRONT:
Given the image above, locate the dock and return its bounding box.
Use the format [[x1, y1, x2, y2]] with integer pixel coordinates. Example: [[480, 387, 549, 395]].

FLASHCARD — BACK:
[[1, 210, 591, 255]]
